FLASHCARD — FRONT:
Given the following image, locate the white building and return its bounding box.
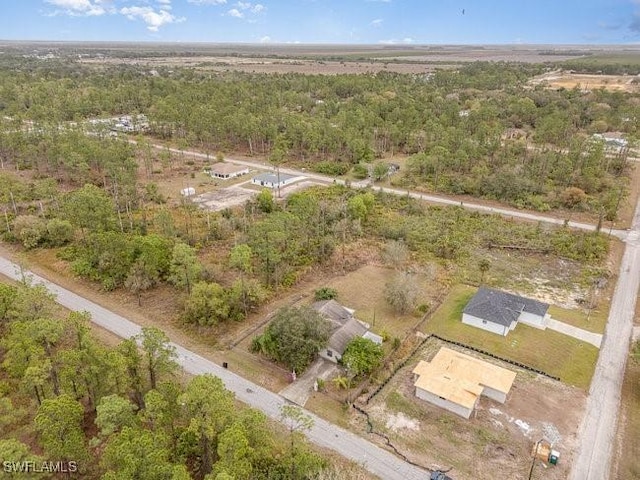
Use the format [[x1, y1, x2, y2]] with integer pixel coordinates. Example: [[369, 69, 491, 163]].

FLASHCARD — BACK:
[[462, 287, 550, 336], [413, 347, 516, 419], [208, 163, 250, 180], [180, 187, 196, 197], [251, 172, 300, 189]]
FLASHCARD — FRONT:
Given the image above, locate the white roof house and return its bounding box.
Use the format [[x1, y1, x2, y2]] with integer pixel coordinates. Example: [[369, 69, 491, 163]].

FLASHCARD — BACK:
[[180, 187, 196, 197], [592, 133, 629, 151], [208, 163, 250, 180], [251, 172, 300, 189]]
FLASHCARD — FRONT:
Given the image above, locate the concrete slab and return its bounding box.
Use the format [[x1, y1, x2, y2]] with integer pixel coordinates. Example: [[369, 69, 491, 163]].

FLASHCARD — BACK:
[[280, 358, 339, 406], [546, 318, 603, 348]]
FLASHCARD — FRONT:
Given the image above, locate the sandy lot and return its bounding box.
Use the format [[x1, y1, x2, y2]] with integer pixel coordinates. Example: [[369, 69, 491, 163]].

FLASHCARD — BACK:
[[531, 72, 640, 93], [191, 185, 257, 211], [359, 339, 586, 480]]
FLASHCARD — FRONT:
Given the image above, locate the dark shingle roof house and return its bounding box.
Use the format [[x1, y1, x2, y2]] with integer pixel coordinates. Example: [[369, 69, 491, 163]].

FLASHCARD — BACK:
[[462, 287, 550, 336], [310, 300, 353, 330], [310, 300, 377, 362]]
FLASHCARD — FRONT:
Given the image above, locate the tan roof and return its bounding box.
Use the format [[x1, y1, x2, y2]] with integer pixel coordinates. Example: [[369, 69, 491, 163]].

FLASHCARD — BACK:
[[413, 348, 516, 410], [209, 163, 248, 175]]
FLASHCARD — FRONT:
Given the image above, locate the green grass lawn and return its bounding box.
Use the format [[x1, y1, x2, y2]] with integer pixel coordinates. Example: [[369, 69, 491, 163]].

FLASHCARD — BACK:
[[423, 285, 598, 388], [548, 304, 607, 334]]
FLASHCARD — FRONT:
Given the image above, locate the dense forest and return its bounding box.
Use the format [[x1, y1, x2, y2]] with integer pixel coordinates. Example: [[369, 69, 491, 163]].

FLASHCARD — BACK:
[[0, 56, 637, 215], [0, 281, 340, 479]]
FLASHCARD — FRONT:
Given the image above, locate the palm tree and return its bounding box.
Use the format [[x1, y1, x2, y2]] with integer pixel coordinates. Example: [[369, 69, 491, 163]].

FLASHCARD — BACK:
[[478, 258, 491, 284]]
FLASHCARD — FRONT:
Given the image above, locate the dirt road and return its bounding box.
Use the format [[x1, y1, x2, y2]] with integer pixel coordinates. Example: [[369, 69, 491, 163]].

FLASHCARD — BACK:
[[0, 255, 428, 480]]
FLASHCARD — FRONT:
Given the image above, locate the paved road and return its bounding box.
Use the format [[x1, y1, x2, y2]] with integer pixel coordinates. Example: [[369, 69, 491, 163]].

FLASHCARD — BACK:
[[138, 141, 629, 241], [568, 202, 640, 480], [0, 256, 428, 480]]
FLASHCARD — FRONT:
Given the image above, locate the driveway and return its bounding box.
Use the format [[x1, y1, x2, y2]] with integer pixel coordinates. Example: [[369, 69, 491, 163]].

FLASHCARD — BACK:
[[0, 255, 429, 480], [546, 319, 603, 348], [280, 358, 339, 406]]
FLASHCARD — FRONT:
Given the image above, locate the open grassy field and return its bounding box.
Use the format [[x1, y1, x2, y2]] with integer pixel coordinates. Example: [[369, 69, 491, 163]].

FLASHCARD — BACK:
[[612, 354, 640, 479], [423, 284, 599, 388], [547, 304, 607, 334], [318, 264, 444, 342]]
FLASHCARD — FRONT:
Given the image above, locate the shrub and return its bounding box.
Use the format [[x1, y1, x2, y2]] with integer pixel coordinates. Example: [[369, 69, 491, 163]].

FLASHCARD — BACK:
[[46, 219, 74, 246], [314, 287, 338, 301], [312, 161, 349, 176], [352, 164, 369, 179]]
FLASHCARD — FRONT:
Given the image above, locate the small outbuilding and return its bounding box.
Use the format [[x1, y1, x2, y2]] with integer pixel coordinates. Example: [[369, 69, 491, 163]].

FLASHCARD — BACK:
[[412, 347, 516, 419], [462, 287, 550, 336], [180, 187, 196, 197], [251, 172, 299, 189], [208, 163, 250, 180]]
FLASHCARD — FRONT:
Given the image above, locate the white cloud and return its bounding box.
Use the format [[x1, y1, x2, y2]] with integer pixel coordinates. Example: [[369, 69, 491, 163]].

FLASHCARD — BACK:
[[259, 35, 271, 43], [378, 37, 414, 45], [188, 0, 227, 4], [120, 6, 184, 31], [227, 2, 264, 19], [370, 18, 383, 27], [235, 1, 263, 13], [45, 0, 108, 16]]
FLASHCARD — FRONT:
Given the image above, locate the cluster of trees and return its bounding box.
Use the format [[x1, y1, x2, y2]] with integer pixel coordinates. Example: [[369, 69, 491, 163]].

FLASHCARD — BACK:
[[1, 57, 637, 215], [562, 56, 640, 75], [250, 305, 384, 378], [371, 193, 609, 263], [251, 306, 332, 373], [0, 281, 332, 479], [402, 134, 629, 216]]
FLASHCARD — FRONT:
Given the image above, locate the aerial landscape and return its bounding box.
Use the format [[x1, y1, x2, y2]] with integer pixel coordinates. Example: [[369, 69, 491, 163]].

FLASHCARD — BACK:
[[1, 1, 640, 479]]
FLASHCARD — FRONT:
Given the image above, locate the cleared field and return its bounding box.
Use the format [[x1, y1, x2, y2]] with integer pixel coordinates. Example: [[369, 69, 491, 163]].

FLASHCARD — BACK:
[[317, 264, 444, 341], [362, 337, 585, 480], [531, 72, 640, 92], [423, 284, 599, 388]]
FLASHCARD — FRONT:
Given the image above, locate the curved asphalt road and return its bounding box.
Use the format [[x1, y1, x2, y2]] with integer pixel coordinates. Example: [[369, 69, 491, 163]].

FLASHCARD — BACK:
[[0, 256, 428, 480]]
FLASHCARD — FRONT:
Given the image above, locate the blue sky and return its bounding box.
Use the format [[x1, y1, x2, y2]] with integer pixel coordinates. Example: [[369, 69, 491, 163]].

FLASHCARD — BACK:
[[0, 0, 639, 44]]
